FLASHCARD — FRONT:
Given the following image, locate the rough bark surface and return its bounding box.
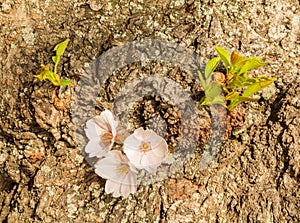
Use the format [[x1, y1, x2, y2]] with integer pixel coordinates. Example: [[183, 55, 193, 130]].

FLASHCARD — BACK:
[[0, 0, 299, 222]]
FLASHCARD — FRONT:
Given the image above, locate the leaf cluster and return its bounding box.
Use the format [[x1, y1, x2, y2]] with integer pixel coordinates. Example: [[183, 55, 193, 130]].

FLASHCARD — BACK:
[[35, 39, 72, 86], [199, 46, 276, 111]]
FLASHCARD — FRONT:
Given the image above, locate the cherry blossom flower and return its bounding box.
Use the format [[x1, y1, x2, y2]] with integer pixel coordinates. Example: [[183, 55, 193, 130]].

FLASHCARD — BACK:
[[84, 110, 119, 158], [94, 150, 137, 197], [123, 127, 168, 172]]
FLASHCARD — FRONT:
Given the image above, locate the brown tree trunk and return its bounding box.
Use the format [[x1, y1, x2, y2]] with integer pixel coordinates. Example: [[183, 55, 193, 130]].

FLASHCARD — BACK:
[[0, 0, 299, 222]]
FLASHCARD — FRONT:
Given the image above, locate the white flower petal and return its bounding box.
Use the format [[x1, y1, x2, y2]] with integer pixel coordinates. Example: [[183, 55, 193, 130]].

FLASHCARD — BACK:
[[151, 140, 168, 158], [105, 179, 137, 198], [120, 172, 138, 197], [123, 146, 143, 165], [95, 156, 120, 180], [143, 164, 159, 173], [133, 127, 152, 141], [123, 128, 168, 171], [123, 135, 142, 150], [93, 110, 118, 137], [85, 137, 107, 158], [148, 133, 166, 148], [120, 183, 135, 197], [105, 150, 131, 164], [140, 152, 155, 166], [85, 110, 119, 156], [95, 151, 137, 197], [85, 118, 103, 140], [122, 171, 138, 186], [105, 180, 121, 197], [140, 152, 162, 171], [101, 139, 115, 152]]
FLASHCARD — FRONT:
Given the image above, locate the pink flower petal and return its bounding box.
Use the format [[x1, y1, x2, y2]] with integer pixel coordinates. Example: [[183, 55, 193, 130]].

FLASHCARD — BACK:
[[122, 171, 138, 186], [85, 137, 107, 158], [148, 133, 166, 148], [123, 136, 142, 151], [124, 128, 168, 172], [105, 179, 137, 198], [95, 156, 120, 180], [123, 148, 143, 165], [105, 180, 121, 197], [140, 153, 161, 172], [93, 110, 118, 137], [85, 118, 103, 140], [133, 127, 152, 141], [150, 140, 168, 158], [84, 110, 119, 157], [95, 151, 137, 197], [120, 183, 136, 197], [106, 150, 129, 163]]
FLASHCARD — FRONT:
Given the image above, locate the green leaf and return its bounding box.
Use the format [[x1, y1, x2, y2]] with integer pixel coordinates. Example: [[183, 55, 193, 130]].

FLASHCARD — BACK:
[[230, 51, 244, 67], [227, 100, 241, 111], [202, 81, 226, 106], [35, 70, 54, 81], [53, 38, 70, 75], [227, 77, 245, 89], [47, 72, 61, 86], [206, 81, 223, 99], [52, 56, 58, 64], [53, 38, 70, 57], [214, 46, 230, 69], [227, 73, 258, 89], [60, 79, 73, 86], [35, 65, 53, 81], [200, 80, 226, 106], [198, 70, 207, 89], [35, 64, 62, 86], [36, 39, 72, 87], [225, 91, 240, 100], [210, 95, 226, 106], [199, 47, 275, 112], [204, 57, 220, 79], [226, 92, 259, 111], [201, 95, 226, 106], [243, 77, 257, 86], [230, 51, 247, 74], [238, 57, 268, 74], [242, 77, 276, 97]]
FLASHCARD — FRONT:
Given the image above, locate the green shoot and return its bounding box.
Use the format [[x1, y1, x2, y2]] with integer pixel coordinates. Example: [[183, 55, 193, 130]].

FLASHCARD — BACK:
[[35, 38, 72, 86], [199, 46, 276, 111]]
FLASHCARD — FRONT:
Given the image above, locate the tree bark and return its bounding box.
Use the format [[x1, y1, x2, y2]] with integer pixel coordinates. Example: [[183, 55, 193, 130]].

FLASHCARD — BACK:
[[0, 0, 299, 222]]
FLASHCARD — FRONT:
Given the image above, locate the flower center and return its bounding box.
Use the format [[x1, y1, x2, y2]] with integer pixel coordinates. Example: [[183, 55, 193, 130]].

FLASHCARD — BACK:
[[100, 131, 113, 143], [117, 164, 130, 177], [140, 141, 151, 153]]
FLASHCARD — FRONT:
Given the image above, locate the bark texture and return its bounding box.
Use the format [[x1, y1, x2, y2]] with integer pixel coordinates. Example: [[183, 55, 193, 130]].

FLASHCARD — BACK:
[[0, 0, 299, 222]]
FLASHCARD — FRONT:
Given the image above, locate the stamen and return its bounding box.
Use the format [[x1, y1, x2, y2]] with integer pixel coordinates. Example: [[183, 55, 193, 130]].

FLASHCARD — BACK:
[[140, 141, 151, 153], [117, 164, 129, 176], [114, 134, 121, 142], [100, 131, 113, 143]]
